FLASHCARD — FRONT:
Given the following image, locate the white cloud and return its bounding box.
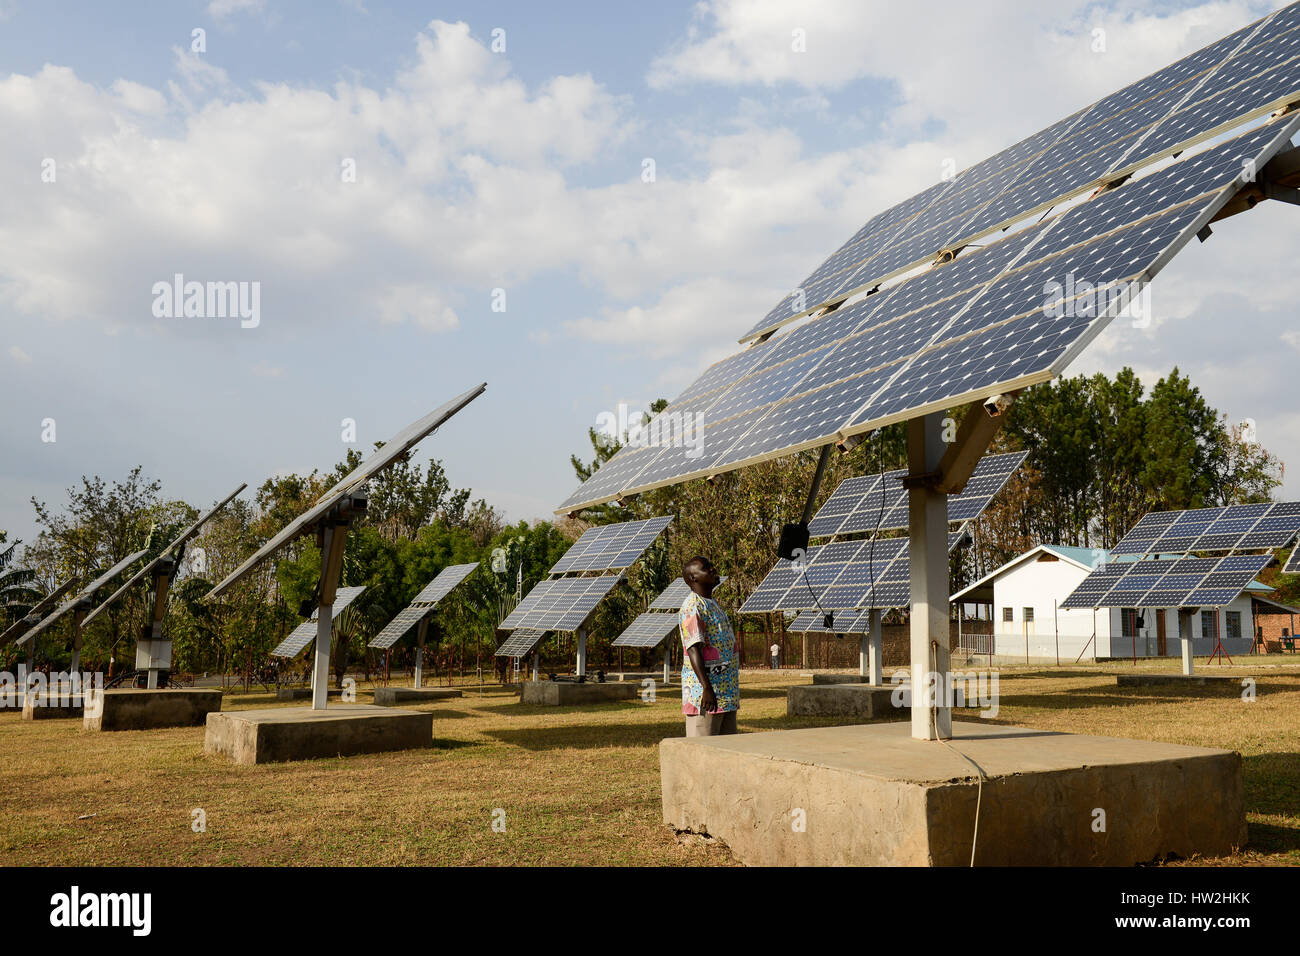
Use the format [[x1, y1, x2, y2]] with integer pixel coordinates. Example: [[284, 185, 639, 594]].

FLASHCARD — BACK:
[[208, 0, 264, 19], [8, 345, 31, 364]]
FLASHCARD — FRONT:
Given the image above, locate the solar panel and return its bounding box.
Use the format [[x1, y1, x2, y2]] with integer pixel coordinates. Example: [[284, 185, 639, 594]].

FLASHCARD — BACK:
[[548, 517, 673, 575], [1285, 548, 1300, 575], [82, 483, 247, 627], [1108, 502, 1300, 555], [646, 575, 728, 611], [743, 5, 1300, 343], [498, 575, 623, 632], [741, 532, 965, 613], [559, 114, 1300, 514], [807, 451, 1026, 537], [494, 628, 548, 658], [270, 586, 366, 659], [16, 550, 148, 646], [786, 608, 875, 634], [1060, 552, 1269, 610], [207, 384, 486, 598], [0, 578, 77, 647], [611, 612, 680, 649], [367, 562, 480, 649]]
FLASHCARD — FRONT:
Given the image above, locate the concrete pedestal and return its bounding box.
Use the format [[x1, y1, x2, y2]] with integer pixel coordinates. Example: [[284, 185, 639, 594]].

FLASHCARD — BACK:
[[277, 687, 345, 702], [84, 688, 223, 731], [204, 704, 433, 765], [519, 681, 640, 706], [811, 673, 870, 685], [373, 686, 463, 706], [1117, 673, 1246, 692], [22, 695, 83, 720], [788, 683, 907, 719], [661, 721, 1246, 866]]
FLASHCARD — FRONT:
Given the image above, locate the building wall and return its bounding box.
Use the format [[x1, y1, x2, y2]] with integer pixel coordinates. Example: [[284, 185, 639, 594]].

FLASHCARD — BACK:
[[1256, 610, 1300, 653]]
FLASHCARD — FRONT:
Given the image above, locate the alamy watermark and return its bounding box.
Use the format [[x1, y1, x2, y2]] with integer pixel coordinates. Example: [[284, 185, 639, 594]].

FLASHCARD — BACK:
[[890, 668, 1000, 718], [595, 403, 704, 459], [1, 666, 104, 716], [152, 273, 260, 328], [1042, 273, 1151, 329]]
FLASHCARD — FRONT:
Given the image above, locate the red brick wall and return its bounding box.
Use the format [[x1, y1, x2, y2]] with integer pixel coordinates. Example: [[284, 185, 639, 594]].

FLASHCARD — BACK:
[[1256, 611, 1300, 653]]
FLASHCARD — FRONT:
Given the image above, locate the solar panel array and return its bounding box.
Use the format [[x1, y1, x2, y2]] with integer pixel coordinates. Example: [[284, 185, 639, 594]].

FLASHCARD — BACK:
[[558, 22, 1300, 517], [369, 562, 480, 650], [1285, 548, 1300, 575], [746, 4, 1300, 342], [611, 612, 681, 649], [17, 550, 149, 646], [494, 628, 548, 658], [498, 575, 623, 632], [548, 517, 673, 574], [208, 384, 486, 598], [1060, 553, 1270, 610], [647, 575, 728, 611], [1109, 502, 1300, 555], [0, 578, 77, 647], [741, 532, 965, 613], [807, 451, 1027, 537], [787, 608, 876, 635], [270, 586, 366, 659]]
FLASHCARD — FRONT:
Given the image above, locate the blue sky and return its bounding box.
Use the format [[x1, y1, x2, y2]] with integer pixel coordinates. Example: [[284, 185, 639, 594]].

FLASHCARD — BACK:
[[2, 0, 1298, 549]]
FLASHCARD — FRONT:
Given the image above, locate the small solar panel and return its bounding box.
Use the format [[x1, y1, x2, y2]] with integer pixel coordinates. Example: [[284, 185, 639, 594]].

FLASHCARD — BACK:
[[494, 628, 548, 658], [1284, 548, 1300, 575], [1109, 501, 1300, 555], [369, 562, 481, 649], [807, 451, 1026, 537], [498, 575, 623, 632], [548, 517, 672, 575], [270, 586, 366, 658], [611, 612, 680, 649], [368, 606, 431, 650], [1060, 549, 1270, 610], [786, 608, 874, 634]]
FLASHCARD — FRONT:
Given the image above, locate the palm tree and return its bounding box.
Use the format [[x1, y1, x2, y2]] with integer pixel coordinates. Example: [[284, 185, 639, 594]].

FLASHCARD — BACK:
[[0, 535, 40, 632]]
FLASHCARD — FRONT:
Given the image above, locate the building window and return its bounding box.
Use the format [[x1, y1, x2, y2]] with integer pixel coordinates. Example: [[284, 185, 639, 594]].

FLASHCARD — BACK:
[[1002, 607, 1013, 623], [1225, 611, 1242, 639], [1201, 610, 1214, 639], [1122, 609, 1138, 638], [1023, 607, 1034, 623]]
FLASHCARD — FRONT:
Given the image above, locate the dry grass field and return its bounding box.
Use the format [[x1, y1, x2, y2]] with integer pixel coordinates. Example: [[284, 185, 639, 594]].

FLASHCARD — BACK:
[[0, 659, 1297, 866]]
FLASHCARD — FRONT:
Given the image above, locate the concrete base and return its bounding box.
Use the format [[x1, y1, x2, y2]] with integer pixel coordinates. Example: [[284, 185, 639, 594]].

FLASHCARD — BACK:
[[519, 680, 640, 706], [373, 686, 463, 706], [811, 673, 870, 685], [661, 721, 1246, 866], [1117, 673, 1246, 692], [788, 683, 908, 719], [84, 688, 223, 731], [204, 704, 433, 765], [22, 695, 83, 720], [276, 687, 345, 701]]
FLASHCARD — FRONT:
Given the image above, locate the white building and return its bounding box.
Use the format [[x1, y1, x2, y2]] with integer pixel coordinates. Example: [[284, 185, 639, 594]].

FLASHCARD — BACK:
[[951, 544, 1269, 664]]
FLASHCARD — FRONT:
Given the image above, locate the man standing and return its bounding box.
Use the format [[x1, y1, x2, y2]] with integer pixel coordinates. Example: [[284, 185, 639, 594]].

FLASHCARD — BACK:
[[678, 556, 739, 736], [770, 641, 780, 670]]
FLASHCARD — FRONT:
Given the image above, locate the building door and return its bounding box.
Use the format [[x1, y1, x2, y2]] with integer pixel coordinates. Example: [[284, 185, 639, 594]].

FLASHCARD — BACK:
[[1156, 610, 1167, 656]]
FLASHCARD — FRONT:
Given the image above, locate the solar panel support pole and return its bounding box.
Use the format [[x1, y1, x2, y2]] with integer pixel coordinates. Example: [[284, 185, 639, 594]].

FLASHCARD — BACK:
[[663, 643, 671, 685], [908, 413, 950, 740], [311, 522, 347, 711], [414, 618, 428, 689], [1179, 609, 1195, 675], [139, 562, 175, 690], [865, 609, 883, 685], [576, 627, 588, 677], [68, 608, 88, 675]]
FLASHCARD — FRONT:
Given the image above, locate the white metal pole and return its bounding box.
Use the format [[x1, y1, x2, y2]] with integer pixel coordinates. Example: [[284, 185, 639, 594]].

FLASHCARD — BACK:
[[908, 413, 950, 740], [414, 618, 428, 688], [575, 627, 588, 677], [1180, 609, 1195, 675], [869, 608, 883, 686]]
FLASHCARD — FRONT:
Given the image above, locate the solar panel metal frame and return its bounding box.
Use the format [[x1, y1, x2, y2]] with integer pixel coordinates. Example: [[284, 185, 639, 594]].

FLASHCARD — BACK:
[[270, 586, 367, 659], [0, 578, 78, 647], [82, 483, 247, 627], [16, 550, 149, 646], [208, 384, 486, 598]]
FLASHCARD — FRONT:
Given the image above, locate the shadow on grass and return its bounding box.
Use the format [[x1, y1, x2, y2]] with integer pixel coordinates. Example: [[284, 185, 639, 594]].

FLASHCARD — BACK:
[[484, 719, 686, 751], [431, 737, 480, 751], [1245, 752, 1300, 815]]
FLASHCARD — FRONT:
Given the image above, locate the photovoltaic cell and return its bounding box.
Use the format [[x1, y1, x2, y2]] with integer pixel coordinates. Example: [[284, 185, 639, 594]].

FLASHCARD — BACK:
[[558, 113, 1300, 515], [786, 608, 875, 634], [369, 563, 480, 649], [611, 612, 679, 649], [1060, 552, 1269, 610], [271, 586, 366, 658], [647, 576, 727, 611], [548, 517, 673, 574], [495, 628, 548, 658], [498, 575, 622, 632], [368, 606, 433, 650], [1109, 502, 1300, 555], [413, 562, 479, 604], [1283, 548, 1300, 574]]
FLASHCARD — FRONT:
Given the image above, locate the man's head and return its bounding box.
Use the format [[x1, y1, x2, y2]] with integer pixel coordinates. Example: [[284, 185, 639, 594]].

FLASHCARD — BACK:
[[683, 556, 720, 597]]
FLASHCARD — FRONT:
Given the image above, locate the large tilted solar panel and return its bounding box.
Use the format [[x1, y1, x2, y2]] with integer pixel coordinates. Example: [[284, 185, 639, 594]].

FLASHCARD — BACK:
[[1285, 547, 1300, 574], [741, 532, 966, 613], [807, 451, 1026, 537], [647, 575, 728, 611], [611, 612, 680, 649], [1108, 501, 1300, 555], [0, 578, 77, 647], [1059, 553, 1270, 610], [548, 517, 672, 574], [368, 605, 432, 650], [270, 586, 366, 658], [498, 575, 622, 632], [494, 628, 548, 658], [745, 4, 1300, 343], [559, 114, 1300, 515], [16, 550, 148, 646], [413, 562, 479, 604]]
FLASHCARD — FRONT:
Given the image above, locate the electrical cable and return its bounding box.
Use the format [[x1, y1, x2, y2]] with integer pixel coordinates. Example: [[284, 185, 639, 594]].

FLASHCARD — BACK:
[[930, 638, 986, 867]]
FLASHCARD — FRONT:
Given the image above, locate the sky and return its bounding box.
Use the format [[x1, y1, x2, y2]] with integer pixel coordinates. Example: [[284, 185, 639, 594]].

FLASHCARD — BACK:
[[2, 0, 1298, 550]]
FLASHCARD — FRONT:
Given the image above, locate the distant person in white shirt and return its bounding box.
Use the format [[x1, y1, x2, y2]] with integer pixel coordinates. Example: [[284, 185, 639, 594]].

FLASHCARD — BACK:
[[770, 642, 780, 669]]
